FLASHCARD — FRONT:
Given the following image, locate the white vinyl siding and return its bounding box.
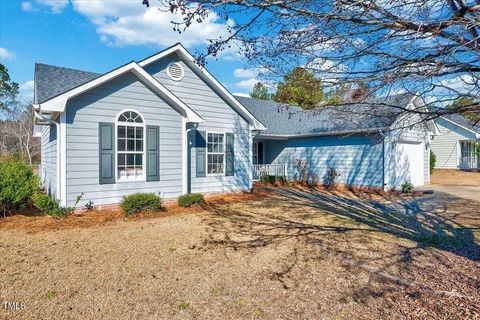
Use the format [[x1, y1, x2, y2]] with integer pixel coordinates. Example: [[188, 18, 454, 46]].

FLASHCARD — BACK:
[[144, 55, 251, 194], [430, 118, 477, 169]]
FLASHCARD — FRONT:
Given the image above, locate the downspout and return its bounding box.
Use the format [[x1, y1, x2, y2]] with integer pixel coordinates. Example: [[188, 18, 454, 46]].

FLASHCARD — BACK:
[[34, 108, 62, 202], [378, 130, 387, 191], [184, 123, 198, 194]]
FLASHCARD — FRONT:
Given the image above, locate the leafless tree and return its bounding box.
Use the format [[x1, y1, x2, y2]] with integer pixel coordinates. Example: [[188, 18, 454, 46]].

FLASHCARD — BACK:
[[147, 0, 480, 124], [0, 103, 40, 165]]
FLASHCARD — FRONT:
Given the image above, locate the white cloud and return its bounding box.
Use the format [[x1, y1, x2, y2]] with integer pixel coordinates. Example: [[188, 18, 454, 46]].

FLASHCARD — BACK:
[[234, 68, 258, 78], [234, 78, 260, 91], [19, 80, 35, 102], [70, 0, 234, 49], [438, 74, 478, 94], [36, 0, 68, 13], [0, 47, 14, 60], [21, 1, 34, 11], [233, 66, 269, 78]]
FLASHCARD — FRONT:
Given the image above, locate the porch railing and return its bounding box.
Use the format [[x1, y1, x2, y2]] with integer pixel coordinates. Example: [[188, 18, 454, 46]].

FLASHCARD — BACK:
[[459, 156, 479, 170], [253, 164, 287, 181]]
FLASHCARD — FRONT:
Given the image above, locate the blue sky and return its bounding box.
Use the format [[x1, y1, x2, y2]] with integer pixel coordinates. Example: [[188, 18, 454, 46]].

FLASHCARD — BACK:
[[0, 0, 262, 102]]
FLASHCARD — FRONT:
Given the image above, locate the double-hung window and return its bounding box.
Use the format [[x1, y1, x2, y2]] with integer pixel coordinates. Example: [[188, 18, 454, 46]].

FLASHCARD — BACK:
[[116, 111, 144, 180], [207, 132, 225, 175]]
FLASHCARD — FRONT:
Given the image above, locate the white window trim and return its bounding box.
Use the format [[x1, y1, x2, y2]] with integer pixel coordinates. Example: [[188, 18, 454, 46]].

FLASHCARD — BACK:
[[115, 109, 146, 183], [206, 131, 226, 177]]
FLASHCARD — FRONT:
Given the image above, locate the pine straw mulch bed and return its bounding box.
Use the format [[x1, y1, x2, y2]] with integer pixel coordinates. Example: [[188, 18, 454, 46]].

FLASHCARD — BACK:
[[0, 191, 268, 233], [0, 186, 479, 319]]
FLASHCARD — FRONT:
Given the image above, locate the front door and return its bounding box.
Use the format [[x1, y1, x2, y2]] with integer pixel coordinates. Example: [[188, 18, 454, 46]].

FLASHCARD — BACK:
[[253, 141, 263, 165]]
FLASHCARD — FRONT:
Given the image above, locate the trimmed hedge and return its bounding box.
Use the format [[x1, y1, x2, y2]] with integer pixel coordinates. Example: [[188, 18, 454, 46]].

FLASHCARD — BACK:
[[178, 193, 205, 207], [0, 161, 38, 216], [120, 193, 163, 215], [260, 175, 286, 184]]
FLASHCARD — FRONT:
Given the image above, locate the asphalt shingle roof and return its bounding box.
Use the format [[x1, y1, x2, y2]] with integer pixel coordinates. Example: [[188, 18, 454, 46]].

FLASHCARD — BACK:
[[441, 113, 480, 135], [235, 94, 416, 136], [34, 63, 100, 104], [34, 63, 418, 136]]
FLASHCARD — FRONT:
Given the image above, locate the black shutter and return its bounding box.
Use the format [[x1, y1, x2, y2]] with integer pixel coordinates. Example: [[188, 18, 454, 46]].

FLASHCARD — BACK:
[[99, 122, 115, 184], [196, 130, 206, 177], [146, 125, 160, 182], [225, 133, 235, 176]]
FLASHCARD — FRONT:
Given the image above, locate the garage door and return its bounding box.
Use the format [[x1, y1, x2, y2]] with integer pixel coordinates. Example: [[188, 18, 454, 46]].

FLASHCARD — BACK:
[[391, 141, 424, 188]]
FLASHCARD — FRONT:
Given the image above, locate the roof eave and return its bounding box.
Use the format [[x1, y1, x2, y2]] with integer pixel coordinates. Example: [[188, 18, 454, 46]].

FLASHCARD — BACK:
[[257, 127, 388, 139]]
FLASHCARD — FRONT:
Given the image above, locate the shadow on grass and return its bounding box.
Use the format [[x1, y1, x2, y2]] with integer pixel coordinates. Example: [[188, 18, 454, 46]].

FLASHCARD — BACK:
[[200, 187, 480, 313], [202, 187, 479, 261]]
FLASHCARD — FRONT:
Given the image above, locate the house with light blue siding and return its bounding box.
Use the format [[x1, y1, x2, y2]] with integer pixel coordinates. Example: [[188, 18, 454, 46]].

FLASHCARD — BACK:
[[430, 114, 480, 170], [33, 43, 435, 208]]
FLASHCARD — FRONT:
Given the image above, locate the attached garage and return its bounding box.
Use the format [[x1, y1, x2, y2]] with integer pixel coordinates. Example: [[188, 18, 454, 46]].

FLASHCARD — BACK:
[[390, 141, 425, 188], [238, 93, 434, 191]]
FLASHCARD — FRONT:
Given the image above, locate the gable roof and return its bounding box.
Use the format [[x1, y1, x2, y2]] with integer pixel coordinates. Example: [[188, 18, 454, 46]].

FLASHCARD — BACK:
[[34, 61, 203, 124], [35, 63, 100, 104], [34, 43, 266, 130], [439, 113, 480, 135], [138, 43, 265, 130], [235, 93, 417, 137]]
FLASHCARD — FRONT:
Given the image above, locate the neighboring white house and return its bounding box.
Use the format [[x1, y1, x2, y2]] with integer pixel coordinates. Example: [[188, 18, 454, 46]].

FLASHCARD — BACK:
[[431, 114, 480, 170], [33, 43, 436, 208]]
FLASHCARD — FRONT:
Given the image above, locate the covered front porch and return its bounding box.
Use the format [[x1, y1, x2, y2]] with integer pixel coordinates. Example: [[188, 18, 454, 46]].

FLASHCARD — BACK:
[[252, 139, 287, 181]]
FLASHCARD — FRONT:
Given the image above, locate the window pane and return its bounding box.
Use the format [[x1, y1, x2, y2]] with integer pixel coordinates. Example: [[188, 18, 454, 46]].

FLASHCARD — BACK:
[[127, 126, 135, 138], [118, 139, 126, 151], [118, 114, 127, 122], [136, 127, 143, 138], [126, 154, 135, 165], [126, 139, 134, 151], [135, 154, 142, 166], [118, 154, 125, 165], [135, 140, 143, 152], [118, 126, 126, 138]]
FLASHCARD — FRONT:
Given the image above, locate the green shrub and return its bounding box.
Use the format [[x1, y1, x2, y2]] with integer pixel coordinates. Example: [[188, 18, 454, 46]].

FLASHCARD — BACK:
[[32, 192, 82, 218], [0, 161, 39, 216], [178, 193, 205, 207], [275, 176, 286, 183], [120, 193, 163, 215], [401, 181, 414, 193], [33, 193, 60, 216], [430, 150, 436, 175], [260, 175, 276, 183]]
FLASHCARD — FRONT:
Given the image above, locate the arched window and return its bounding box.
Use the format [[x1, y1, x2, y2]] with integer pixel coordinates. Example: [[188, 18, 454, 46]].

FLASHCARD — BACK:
[[116, 110, 145, 180]]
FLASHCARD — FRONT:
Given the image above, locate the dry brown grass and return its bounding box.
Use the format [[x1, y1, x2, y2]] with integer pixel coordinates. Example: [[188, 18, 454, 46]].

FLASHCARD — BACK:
[[431, 169, 480, 186], [0, 188, 479, 319]]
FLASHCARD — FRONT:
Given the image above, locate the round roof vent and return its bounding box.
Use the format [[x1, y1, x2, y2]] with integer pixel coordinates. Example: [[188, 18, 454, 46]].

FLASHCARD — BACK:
[[167, 62, 184, 81]]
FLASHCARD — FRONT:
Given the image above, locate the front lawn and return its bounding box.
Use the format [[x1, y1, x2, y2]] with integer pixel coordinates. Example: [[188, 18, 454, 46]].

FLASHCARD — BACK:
[[0, 188, 479, 319]]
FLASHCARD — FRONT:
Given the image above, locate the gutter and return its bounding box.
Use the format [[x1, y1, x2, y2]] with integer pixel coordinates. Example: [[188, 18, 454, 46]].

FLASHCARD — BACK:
[[378, 130, 387, 191], [257, 127, 389, 139], [33, 108, 59, 125]]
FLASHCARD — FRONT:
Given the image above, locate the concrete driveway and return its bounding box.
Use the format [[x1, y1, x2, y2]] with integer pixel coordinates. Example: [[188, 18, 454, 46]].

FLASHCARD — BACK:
[[427, 184, 479, 201], [428, 170, 480, 201]]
